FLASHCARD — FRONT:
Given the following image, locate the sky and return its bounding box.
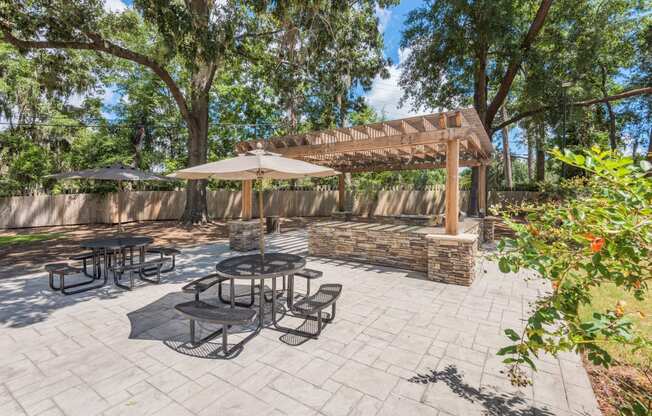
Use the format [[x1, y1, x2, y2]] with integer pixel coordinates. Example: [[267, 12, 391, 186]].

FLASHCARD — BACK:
[[365, 1, 429, 120]]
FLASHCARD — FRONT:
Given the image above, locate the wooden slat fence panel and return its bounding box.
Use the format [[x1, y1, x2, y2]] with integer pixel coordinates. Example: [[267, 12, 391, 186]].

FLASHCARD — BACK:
[[0, 190, 539, 229]]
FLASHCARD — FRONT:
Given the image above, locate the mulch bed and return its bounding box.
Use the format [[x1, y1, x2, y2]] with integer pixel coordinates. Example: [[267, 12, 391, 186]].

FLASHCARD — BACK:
[[0, 218, 320, 279], [583, 354, 652, 415]]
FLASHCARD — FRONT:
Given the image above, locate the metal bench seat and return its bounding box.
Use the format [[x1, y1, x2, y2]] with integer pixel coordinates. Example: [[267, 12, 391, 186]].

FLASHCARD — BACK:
[[144, 246, 180, 274], [290, 284, 342, 337], [111, 258, 169, 290], [175, 300, 257, 357], [45, 263, 81, 274], [117, 259, 168, 271], [182, 273, 256, 307], [175, 301, 257, 324], [44, 262, 105, 295], [183, 274, 228, 300]]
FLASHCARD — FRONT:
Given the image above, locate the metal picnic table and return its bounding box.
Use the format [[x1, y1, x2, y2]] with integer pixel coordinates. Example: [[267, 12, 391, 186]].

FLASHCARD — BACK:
[[215, 252, 306, 329]]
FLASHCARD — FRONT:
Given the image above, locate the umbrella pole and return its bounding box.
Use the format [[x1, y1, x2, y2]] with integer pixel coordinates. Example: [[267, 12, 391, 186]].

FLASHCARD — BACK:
[[258, 178, 265, 259], [118, 180, 123, 234]]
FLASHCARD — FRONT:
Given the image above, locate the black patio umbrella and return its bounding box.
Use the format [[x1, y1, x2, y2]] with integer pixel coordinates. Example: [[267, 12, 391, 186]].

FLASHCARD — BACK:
[[48, 164, 173, 232]]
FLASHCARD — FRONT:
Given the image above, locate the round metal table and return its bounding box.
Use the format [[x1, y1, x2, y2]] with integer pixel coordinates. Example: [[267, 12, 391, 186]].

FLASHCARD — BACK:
[[81, 236, 154, 282], [215, 253, 305, 329]]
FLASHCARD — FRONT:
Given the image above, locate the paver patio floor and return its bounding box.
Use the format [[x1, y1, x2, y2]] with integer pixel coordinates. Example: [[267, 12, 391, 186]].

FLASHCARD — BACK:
[[0, 231, 600, 416]]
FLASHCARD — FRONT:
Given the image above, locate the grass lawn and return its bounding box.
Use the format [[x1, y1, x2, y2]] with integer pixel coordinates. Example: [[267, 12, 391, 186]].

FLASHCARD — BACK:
[[580, 284, 652, 367], [0, 232, 65, 247], [579, 284, 652, 415]]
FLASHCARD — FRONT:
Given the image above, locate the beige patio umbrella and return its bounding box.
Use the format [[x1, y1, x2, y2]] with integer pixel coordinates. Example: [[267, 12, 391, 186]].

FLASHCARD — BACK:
[[168, 143, 338, 257], [48, 164, 173, 232]]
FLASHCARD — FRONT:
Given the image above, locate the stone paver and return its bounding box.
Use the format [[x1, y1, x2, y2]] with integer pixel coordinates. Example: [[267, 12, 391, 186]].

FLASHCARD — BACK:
[[0, 231, 601, 415]]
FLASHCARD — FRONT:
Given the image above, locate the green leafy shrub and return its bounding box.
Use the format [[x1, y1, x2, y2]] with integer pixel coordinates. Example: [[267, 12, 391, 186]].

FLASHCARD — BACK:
[[495, 147, 652, 414]]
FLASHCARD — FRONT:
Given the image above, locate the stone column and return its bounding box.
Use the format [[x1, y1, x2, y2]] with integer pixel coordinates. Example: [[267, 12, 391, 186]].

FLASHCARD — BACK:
[[482, 216, 499, 243], [427, 233, 479, 286], [229, 219, 259, 251]]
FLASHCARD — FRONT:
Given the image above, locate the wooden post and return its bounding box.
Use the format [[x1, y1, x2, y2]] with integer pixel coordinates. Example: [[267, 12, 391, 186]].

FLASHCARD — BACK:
[[478, 163, 487, 215], [445, 139, 459, 235], [454, 111, 462, 128], [242, 180, 252, 219], [338, 174, 345, 211], [438, 114, 447, 129]]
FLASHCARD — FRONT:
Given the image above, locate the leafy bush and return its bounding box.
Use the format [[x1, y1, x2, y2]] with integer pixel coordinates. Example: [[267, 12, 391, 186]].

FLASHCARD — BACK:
[[495, 147, 652, 414]]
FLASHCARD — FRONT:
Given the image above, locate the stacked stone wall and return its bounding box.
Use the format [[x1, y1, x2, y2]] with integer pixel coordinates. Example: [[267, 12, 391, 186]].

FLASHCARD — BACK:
[[309, 222, 429, 272], [229, 220, 260, 251], [426, 234, 478, 286]]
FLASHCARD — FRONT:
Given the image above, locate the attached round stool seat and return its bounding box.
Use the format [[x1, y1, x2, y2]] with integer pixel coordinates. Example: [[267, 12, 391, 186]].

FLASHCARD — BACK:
[[294, 268, 323, 297], [145, 247, 181, 274], [148, 247, 181, 256], [44, 263, 99, 295]]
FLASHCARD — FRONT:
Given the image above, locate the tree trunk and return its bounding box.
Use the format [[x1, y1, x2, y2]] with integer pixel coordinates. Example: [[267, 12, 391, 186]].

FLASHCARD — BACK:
[[536, 122, 545, 182], [500, 106, 513, 189], [647, 126, 652, 162], [527, 130, 533, 181], [469, 46, 488, 216], [605, 101, 617, 150], [467, 167, 479, 216], [287, 95, 298, 133], [131, 125, 145, 169], [600, 65, 618, 151], [180, 97, 210, 224], [484, 0, 554, 129], [336, 93, 347, 128]]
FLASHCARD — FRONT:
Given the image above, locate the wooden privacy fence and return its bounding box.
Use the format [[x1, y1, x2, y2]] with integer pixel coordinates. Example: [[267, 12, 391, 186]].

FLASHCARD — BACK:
[[0, 189, 540, 229]]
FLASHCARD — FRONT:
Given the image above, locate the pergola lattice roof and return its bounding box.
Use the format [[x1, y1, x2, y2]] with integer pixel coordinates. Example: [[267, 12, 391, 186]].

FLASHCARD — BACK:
[[236, 108, 493, 173]]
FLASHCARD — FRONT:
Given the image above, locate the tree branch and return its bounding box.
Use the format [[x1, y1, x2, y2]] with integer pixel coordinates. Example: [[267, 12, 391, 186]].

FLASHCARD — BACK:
[[1, 24, 194, 129], [485, 0, 554, 128], [235, 29, 282, 40], [491, 87, 652, 133]]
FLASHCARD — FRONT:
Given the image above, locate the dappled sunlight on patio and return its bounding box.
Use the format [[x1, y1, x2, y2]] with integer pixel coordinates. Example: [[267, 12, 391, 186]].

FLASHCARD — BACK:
[[0, 232, 600, 416]]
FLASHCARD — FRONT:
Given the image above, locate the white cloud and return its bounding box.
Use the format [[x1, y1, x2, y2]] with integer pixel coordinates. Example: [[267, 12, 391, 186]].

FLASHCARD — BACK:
[[365, 47, 434, 120], [375, 5, 392, 34], [64, 85, 119, 109], [104, 0, 127, 13], [102, 85, 119, 104], [68, 92, 85, 107]]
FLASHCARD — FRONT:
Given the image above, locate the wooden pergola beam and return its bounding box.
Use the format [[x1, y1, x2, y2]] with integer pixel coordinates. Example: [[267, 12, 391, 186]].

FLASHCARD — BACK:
[[270, 128, 470, 158], [337, 159, 480, 173], [237, 109, 493, 156]]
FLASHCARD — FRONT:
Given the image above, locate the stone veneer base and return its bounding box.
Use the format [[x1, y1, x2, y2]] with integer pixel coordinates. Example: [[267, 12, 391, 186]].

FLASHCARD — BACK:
[[228, 219, 261, 251], [309, 219, 492, 286], [426, 233, 478, 286], [309, 221, 429, 272]]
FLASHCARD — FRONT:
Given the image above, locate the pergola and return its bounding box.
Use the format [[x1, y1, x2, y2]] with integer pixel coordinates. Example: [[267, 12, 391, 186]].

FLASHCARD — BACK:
[[236, 107, 493, 235]]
